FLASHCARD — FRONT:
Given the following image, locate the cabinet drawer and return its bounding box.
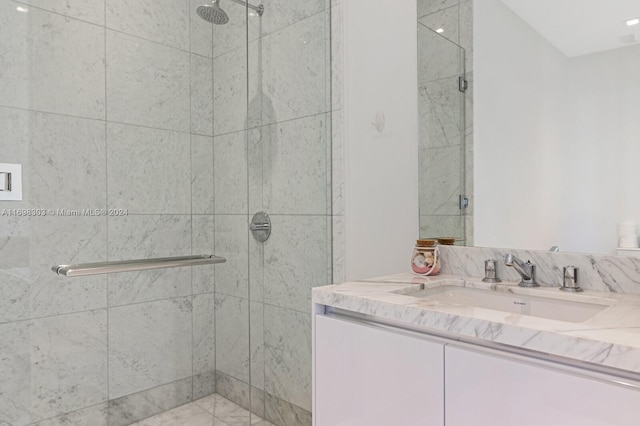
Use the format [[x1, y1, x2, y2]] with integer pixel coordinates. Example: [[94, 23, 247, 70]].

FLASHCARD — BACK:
[[314, 314, 445, 426]]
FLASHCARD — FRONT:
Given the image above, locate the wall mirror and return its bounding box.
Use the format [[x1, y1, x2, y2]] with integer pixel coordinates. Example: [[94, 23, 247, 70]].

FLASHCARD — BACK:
[[418, 0, 640, 255]]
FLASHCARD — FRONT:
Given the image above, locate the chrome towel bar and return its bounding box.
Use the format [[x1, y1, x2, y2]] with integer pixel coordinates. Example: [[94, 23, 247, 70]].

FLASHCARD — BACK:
[[52, 255, 226, 277]]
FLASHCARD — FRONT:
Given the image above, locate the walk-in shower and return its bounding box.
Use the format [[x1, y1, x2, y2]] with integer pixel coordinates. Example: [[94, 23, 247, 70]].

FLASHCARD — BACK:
[[197, 0, 264, 24], [0, 0, 332, 424]]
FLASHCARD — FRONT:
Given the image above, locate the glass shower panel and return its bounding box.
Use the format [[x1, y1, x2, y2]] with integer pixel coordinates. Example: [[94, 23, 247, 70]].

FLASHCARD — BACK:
[[0, 0, 218, 425], [417, 21, 467, 244], [246, 1, 333, 424], [210, 1, 253, 425]]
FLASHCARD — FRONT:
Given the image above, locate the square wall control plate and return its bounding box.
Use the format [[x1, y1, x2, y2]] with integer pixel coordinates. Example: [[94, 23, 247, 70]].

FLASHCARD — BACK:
[[0, 163, 23, 201]]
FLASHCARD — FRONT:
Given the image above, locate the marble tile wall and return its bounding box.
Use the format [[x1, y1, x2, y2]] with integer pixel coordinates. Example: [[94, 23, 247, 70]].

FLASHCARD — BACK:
[[331, 0, 345, 285], [417, 0, 474, 245], [0, 0, 217, 424], [209, 2, 335, 425], [440, 245, 640, 295]]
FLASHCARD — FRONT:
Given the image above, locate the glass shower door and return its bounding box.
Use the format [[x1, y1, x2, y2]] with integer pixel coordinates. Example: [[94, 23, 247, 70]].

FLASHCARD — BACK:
[[207, 0, 253, 424], [245, 2, 333, 424], [417, 16, 468, 244], [0, 1, 220, 425]]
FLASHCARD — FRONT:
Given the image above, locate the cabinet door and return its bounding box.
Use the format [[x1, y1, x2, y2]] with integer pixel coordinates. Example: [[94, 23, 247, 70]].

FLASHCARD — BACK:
[[314, 315, 444, 426], [445, 345, 640, 426]]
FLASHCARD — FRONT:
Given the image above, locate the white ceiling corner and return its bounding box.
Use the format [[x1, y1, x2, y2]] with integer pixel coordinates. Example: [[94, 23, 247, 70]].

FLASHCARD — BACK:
[[500, 0, 640, 57]]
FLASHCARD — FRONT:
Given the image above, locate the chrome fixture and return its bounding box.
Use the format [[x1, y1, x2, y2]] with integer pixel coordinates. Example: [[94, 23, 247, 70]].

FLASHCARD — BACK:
[[560, 266, 582, 292], [53, 255, 226, 277], [0, 163, 22, 200], [197, 0, 229, 24], [482, 259, 502, 283], [229, 0, 264, 16], [250, 211, 271, 242], [549, 246, 560, 252], [197, 0, 264, 25], [504, 254, 539, 287], [0, 172, 11, 191]]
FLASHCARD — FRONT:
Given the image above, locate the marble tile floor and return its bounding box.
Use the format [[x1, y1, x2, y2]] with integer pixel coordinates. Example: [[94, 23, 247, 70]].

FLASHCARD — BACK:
[[131, 394, 275, 426]]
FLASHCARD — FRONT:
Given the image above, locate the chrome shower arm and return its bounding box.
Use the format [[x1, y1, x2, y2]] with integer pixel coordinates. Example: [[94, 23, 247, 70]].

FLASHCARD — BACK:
[[229, 0, 264, 15]]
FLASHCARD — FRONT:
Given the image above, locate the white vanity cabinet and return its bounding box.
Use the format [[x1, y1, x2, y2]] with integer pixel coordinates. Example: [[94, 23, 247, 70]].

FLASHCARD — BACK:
[[314, 315, 445, 426], [314, 312, 640, 426], [445, 345, 640, 426]]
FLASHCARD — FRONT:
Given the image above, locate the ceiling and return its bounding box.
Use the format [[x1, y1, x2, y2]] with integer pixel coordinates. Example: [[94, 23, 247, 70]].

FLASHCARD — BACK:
[[500, 0, 640, 57]]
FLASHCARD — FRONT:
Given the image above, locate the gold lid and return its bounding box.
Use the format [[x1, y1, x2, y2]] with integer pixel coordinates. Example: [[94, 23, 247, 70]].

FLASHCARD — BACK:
[[416, 239, 436, 247], [437, 237, 456, 245]]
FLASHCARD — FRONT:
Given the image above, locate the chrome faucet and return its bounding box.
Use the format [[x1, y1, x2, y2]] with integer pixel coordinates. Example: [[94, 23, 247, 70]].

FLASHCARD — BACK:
[[504, 254, 539, 287]]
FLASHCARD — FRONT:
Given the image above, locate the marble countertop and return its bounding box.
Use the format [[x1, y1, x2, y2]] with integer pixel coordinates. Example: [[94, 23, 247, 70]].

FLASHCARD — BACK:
[[313, 273, 640, 376]]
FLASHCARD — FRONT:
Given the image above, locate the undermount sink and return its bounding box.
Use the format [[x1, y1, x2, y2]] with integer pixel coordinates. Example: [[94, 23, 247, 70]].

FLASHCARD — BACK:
[[406, 286, 611, 323]]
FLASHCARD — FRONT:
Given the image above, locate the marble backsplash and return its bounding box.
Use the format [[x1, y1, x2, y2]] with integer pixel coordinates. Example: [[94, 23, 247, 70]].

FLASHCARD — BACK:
[[439, 245, 640, 295]]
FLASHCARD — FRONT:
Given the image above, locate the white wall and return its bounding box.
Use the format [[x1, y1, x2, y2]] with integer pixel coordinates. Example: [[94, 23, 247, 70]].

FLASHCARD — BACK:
[[567, 44, 640, 252], [475, 0, 640, 254], [475, 0, 569, 251], [342, 0, 419, 280]]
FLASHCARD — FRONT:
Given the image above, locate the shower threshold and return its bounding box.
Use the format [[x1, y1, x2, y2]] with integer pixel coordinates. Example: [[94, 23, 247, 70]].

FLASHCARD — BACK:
[[131, 393, 275, 426]]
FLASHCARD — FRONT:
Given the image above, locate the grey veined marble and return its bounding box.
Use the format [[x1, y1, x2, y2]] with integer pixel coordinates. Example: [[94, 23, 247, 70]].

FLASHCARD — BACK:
[[191, 136, 215, 215], [107, 0, 190, 51], [29, 216, 108, 319], [0, 310, 108, 425], [314, 271, 640, 375], [263, 215, 329, 313], [260, 114, 329, 215], [438, 245, 640, 294], [260, 0, 326, 36], [29, 111, 107, 211], [0, 3, 105, 119], [418, 22, 463, 83], [419, 144, 462, 216], [419, 4, 460, 45], [192, 215, 216, 294], [108, 298, 193, 399], [18, 0, 106, 25], [213, 48, 248, 136], [264, 306, 312, 412], [107, 123, 191, 215], [215, 294, 250, 383], [419, 78, 464, 149], [261, 12, 328, 125], [214, 215, 249, 299], [193, 293, 216, 377], [418, 0, 460, 18], [214, 132, 248, 215], [106, 31, 190, 132], [191, 55, 214, 136], [107, 215, 192, 306]]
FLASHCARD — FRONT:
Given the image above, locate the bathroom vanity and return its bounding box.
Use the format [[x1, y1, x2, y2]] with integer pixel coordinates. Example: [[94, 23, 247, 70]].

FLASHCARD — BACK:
[[312, 274, 640, 426]]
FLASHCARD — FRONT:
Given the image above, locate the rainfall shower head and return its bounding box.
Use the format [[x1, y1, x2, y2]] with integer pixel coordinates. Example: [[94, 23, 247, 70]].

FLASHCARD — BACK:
[[197, 0, 229, 25], [197, 0, 264, 25]]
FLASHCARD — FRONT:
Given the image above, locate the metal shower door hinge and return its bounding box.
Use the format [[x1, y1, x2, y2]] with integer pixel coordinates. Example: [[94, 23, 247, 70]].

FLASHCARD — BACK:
[[458, 76, 468, 92], [459, 195, 469, 210]]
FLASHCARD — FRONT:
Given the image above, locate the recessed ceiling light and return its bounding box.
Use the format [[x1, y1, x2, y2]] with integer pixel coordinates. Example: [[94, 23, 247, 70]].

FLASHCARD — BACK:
[[436, 28, 444, 33], [627, 18, 640, 26], [16, 5, 28, 12]]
